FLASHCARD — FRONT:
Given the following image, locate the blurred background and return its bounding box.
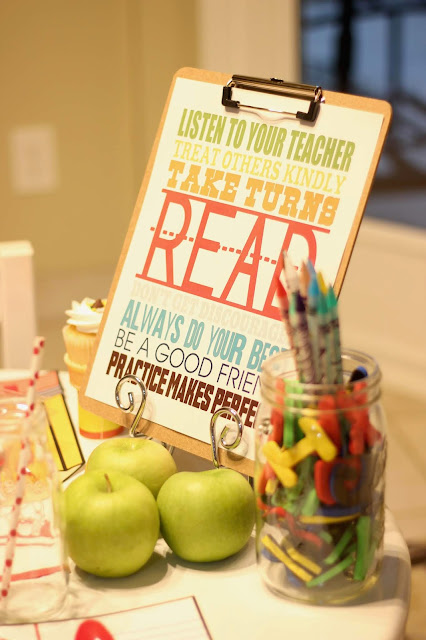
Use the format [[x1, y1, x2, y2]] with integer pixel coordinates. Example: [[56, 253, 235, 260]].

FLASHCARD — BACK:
[[0, 1, 425, 636], [0, 0, 425, 373], [303, 0, 426, 227]]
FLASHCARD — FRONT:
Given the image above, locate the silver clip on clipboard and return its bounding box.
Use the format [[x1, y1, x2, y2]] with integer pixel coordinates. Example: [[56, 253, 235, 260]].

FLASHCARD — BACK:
[[222, 75, 323, 122]]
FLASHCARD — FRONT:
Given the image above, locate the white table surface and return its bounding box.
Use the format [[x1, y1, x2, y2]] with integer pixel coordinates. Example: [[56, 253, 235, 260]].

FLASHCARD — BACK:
[[2, 372, 412, 639]]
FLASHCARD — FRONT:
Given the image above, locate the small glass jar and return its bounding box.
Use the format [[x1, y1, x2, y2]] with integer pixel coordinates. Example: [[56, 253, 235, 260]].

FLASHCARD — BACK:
[[254, 349, 387, 604], [0, 398, 68, 623]]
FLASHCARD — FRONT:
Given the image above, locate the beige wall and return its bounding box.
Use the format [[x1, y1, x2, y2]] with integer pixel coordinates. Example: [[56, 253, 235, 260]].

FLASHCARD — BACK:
[[0, 0, 300, 368], [0, 0, 198, 282], [1, 1, 132, 277], [2, 3, 423, 396], [126, 0, 198, 192], [196, 0, 301, 80]]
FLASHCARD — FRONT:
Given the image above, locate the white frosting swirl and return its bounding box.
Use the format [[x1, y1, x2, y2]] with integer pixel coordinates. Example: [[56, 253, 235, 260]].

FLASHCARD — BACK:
[[65, 297, 106, 334]]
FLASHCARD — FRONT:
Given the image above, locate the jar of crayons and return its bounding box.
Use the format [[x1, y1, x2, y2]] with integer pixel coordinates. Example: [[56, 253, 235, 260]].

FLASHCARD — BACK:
[[254, 348, 387, 604]]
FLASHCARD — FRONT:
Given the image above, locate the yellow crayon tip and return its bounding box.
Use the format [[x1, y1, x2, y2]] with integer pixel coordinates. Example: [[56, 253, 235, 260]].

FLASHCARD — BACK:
[[317, 271, 328, 295]]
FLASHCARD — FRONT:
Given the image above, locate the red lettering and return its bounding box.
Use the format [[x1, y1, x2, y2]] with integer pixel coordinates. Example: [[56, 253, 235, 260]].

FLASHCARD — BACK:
[[136, 190, 328, 320], [137, 190, 191, 285], [181, 199, 237, 298], [221, 214, 265, 310], [282, 219, 318, 264], [262, 219, 320, 319]]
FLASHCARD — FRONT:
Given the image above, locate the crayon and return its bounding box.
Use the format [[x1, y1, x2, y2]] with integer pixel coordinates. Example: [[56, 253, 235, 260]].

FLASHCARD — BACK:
[[349, 366, 368, 382], [324, 526, 354, 565], [275, 277, 294, 349], [301, 487, 320, 517], [306, 258, 316, 279], [283, 409, 296, 449], [282, 537, 322, 575], [306, 549, 356, 587], [306, 273, 321, 382], [261, 535, 314, 582], [317, 290, 333, 383], [257, 461, 276, 495], [326, 286, 343, 384], [283, 380, 304, 448], [262, 253, 379, 595], [314, 459, 337, 505], [299, 260, 310, 302], [317, 394, 342, 450], [269, 407, 284, 444], [317, 504, 362, 517], [354, 515, 371, 581], [316, 271, 328, 295], [283, 251, 300, 294], [300, 512, 360, 525], [285, 512, 325, 549], [289, 292, 315, 383]]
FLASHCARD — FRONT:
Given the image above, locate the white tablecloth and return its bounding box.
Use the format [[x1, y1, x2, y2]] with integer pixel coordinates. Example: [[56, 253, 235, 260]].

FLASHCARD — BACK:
[[2, 371, 412, 639]]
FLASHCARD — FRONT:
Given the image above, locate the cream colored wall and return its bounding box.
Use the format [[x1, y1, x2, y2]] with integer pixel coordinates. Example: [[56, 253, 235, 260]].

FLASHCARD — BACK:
[[0, 0, 301, 370], [0, 0, 134, 277], [0, 0, 198, 289], [1, 2, 423, 397], [0, 0, 299, 277], [196, 0, 301, 80], [339, 219, 426, 400], [126, 0, 198, 190]]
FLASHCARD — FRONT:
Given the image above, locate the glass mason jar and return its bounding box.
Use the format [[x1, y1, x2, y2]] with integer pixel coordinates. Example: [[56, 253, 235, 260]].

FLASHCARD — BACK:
[[0, 398, 68, 623], [254, 349, 387, 604]]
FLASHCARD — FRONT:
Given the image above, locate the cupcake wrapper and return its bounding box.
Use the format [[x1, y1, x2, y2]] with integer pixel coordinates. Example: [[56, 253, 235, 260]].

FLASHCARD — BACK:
[[64, 353, 87, 389], [62, 325, 97, 366]]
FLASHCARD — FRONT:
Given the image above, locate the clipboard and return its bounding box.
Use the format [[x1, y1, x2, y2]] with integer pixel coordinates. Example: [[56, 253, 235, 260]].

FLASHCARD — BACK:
[[79, 67, 392, 476]]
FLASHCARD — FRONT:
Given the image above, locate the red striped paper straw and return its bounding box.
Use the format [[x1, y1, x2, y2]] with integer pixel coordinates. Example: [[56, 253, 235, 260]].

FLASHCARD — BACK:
[[0, 336, 45, 601]]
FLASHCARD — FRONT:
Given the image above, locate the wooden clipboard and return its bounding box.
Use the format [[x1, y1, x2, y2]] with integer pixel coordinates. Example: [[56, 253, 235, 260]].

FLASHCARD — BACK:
[[79, 67, 392, 476]]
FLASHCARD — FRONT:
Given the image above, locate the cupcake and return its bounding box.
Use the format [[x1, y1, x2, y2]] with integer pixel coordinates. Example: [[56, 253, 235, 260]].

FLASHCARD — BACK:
[[62, 297, 106, 389], [63, 297, 124, 439]]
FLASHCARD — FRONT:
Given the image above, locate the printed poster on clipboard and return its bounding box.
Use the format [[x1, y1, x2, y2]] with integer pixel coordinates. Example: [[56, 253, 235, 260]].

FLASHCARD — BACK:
[[80, 68, 391, 474]]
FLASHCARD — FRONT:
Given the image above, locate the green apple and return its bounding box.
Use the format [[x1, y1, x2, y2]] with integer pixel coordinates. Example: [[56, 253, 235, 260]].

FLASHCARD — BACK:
[[157, 468, 255, 562], [86, 437, 177, 498], [64, 469, 159, 577]]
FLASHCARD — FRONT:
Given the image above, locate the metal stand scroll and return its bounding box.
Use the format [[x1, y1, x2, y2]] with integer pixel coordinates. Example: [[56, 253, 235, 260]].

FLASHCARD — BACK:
[[115, 376, 244, 466], [210, 407, 244, 469], [115, 374, 175, 454], [115, 374, 147, 437]]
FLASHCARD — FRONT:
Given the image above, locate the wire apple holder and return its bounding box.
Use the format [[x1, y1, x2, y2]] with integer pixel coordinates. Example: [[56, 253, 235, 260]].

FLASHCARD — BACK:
[[115, 374, 147, 437], [114, 373, 176, 454], [115, 373, 246, 468], [210, 407, 244, 469]]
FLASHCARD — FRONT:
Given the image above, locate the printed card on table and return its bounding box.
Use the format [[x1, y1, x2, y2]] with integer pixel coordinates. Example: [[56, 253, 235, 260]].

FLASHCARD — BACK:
[[0, 596, 213, 640], [0, 371, 84, 482], [80, 68, 391, 472]]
